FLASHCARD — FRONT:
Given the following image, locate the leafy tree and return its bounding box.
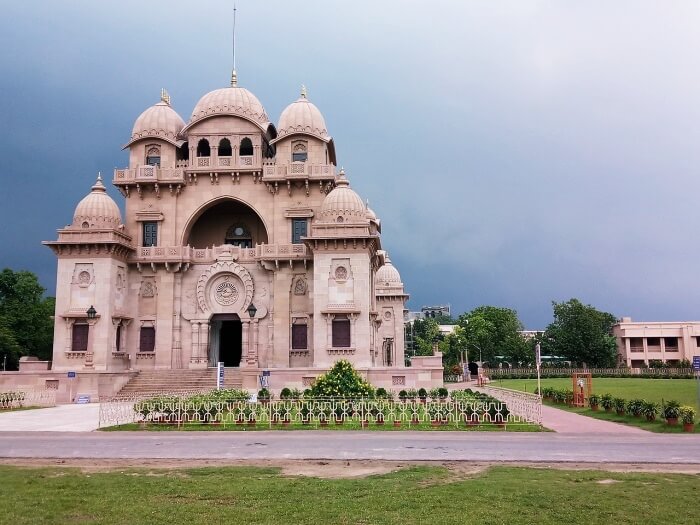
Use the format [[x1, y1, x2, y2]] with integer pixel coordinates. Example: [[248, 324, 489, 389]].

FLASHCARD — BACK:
[[456, 306, 530, 366], [407, 318, 441, 356], [543, 298, 617, 367], [309, 360, 375, 398], [0, 269, 55, 370], [438, 325, 467, 373]]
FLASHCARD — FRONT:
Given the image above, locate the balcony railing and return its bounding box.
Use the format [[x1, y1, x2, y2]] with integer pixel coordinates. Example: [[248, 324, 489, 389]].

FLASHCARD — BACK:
[[190, 155, 258, 170], [262, 163, 336, 180], [113, 167, 186, 184], [132, 243, 310, 265]]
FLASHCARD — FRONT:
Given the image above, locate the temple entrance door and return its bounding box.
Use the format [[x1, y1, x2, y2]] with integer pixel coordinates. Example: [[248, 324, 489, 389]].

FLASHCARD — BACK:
[[210, 314, 242, 367]]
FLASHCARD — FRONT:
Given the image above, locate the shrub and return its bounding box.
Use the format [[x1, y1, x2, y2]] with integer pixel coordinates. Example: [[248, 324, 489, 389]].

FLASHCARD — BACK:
[[418, 388, 427, 400], [257, 388, 271, 400], [398, 390, 407, 400], [429, 388, 441, 400], [376, 388, 392, 400], [279, 387, 292, 399], [680, 406, 696, 424], [613, 397, 626, 413], [308, 360, 375, 398], [438, 387, 449, 399], [642, 401, 660, 420], [588, 394, 601, 408], [662, 400, 681, 420], [627, 399, 645, 417], [405, 389, 418, 400], [600, 393, 614, 410]]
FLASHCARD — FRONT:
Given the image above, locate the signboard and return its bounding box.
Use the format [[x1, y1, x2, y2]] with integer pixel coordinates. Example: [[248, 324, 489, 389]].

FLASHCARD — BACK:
[[67, 371, 76, 378], [535, 343, 542, 368], [693, 356, 700, 372], [75, 395, 90, 404], [216, 362, 224, 390], [259, 374, 269, 389], [262, 370, 270, 377]]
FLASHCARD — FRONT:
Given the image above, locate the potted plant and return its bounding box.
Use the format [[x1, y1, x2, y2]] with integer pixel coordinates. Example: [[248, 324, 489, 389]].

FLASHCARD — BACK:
[[588, 394, 601, 411], [601, 394, 614, 412], [614, 397, 626, 416], [438, 387, 449, 401], [642, 401, 659, 422], [627, 399, 645, 418], [398, 390, 408, 402], [418, 388, 428, 404], [279, 387, 292, 400], [429, 388, 441, 402], [662, 400, 681, 426], [680, 406, 696, 432], [257, 388, 271, 404]]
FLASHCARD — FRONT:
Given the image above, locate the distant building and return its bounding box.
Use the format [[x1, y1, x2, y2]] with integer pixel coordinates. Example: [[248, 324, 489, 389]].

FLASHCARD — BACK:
[[518, 330, 543, 340], [421, 305, 451, 318], [613, 317, 699, 367]]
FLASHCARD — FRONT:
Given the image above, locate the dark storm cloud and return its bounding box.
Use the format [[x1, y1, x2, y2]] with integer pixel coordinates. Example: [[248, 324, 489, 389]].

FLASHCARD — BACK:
[[1, 1, 699, 328]]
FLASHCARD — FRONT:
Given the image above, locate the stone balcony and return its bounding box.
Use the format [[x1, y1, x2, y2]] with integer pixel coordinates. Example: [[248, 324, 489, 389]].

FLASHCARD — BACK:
[[131, 243, 311, 271]]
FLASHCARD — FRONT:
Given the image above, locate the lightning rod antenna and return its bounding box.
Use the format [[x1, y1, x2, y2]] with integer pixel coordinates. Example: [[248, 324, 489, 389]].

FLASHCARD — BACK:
[[231, 4, 238, 86]]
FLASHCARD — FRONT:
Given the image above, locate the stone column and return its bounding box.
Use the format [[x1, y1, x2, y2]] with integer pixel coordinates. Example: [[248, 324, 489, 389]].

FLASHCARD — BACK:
[[249, 319, 259, 367], [241, 319, 250, 367], [172, 273, 182, 369], [190, 321, 200, 366], [200, 321, 209, 365]]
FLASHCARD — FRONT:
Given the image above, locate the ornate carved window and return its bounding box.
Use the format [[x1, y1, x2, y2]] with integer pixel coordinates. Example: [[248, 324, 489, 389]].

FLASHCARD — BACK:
[[71, 323, 89, 352], [239, 137, 253, 156], [139, 326, 156, 352], [145, 145, 161, 167], [219, 138, 232, 156], [225, 224, 252, 248], [292, 141, 308, 162], [332, 316, 351, 348], [197, 138, 210, 157]]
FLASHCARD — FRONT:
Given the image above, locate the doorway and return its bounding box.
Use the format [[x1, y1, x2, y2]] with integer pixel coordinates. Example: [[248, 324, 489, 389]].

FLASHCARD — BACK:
[[210, 314, 242, 367]]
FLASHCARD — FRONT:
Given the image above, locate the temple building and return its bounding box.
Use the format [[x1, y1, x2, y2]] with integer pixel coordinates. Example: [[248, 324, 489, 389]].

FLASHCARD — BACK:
[[33, 75, 443, 397]]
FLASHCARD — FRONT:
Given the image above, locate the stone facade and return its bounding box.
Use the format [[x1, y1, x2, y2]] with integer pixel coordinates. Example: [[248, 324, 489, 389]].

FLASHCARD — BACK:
[[31, 79, 442, 397]]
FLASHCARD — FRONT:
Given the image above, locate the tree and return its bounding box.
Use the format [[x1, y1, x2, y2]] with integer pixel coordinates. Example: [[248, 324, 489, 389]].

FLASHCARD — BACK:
[[456, 306, 530, 366], [543, 298, 617, 367], [438, 325, 467, 373], [407, 317, 441, 356], [0, 269, 55, 370]]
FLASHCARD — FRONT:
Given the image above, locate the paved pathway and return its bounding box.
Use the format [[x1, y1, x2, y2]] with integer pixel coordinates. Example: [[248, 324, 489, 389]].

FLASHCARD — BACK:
[[1, 431, 698, 463], [0, 404, 100, 432], [540, 404, 648, 434]]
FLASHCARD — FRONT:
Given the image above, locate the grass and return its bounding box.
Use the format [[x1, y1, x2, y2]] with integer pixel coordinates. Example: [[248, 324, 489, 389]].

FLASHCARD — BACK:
[[494, 377, 700, 410], [0, 465, 697, 525], [101, 421, 544, 432]]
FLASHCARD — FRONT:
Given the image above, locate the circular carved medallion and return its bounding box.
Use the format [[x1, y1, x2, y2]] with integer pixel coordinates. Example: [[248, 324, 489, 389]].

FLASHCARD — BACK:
[[215, 277, 239, 305], [384, 311, 392, 320], [78, 271, 90, 285], [334, 266, 348, 281]]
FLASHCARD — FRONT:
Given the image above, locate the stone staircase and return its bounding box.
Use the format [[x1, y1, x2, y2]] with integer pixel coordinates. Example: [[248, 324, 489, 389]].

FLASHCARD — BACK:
[[116, 368, 243, 398]]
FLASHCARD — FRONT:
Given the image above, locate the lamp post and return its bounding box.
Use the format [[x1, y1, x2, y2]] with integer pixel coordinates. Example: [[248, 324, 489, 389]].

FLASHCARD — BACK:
[[246, 303, 257, 319]]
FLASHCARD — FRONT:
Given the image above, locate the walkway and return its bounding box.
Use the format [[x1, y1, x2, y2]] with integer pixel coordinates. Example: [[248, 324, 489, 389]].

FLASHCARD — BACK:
[[541, 404, 648, 434], [0, 404, 100, 432]]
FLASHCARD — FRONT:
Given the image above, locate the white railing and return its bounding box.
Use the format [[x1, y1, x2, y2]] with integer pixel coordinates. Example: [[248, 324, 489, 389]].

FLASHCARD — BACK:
[[98, 394, 537, 429], [0, 389, 56, 410], [485, 367, 695, 378], [481, 386, 542, 425]]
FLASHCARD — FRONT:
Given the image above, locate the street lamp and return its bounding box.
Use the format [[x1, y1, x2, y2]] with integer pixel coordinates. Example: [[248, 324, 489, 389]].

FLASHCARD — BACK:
[[86, 305, 97, 319], [246, 303, 257, 319]]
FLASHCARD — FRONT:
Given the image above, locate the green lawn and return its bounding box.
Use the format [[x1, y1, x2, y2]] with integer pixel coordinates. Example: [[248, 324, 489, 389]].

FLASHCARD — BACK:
[[494, 377, 700, 410], [0, 465, 698, 525]]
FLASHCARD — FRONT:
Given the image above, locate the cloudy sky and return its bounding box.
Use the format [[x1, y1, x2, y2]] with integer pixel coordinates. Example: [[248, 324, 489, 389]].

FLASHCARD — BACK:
[[1, 1, 699, 328]]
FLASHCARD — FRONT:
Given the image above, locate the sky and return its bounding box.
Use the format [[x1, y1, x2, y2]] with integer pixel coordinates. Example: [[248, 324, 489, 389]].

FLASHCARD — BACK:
[[1, 1, 699, 329]]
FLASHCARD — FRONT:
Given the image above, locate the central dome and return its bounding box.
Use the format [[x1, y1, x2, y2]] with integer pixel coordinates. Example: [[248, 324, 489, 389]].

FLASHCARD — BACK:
[[187, 86, 270, 132]]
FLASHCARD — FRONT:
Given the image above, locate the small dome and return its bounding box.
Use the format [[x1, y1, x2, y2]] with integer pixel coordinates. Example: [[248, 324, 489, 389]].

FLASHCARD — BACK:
[[319, 170, 366, 222], [275, 88, 330, 143], [127, 92, 185, 147], [376, 254, 402, 285], [72, 175, 122, 229], [187, 85, 269, 132], [366, 206, 377, 221]]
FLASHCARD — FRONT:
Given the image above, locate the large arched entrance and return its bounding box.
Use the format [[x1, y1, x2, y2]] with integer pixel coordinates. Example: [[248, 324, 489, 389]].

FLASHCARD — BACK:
[[209, 313, 243, 367], [184, 198, 269, 248]]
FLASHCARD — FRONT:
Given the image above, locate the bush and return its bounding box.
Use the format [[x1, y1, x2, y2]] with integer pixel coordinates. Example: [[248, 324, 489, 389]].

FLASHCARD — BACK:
[[438, 387, 449, 399], [588, 394, 601, 408], [428, 388, 441, 400], [308, 360, 375, 398], [418, 388, 427, 400], [279, 387, 292, 399], [662, 400, 681, 420], [613, 397, 626, 413], [627, 399, 645, 417], [398, 390, 407, 400], [257, 388, 271, 400], [376, 388, 392, 400], [642, 401, 660, 420], [680, 406, 696, 424], [600, 393, 614, 410]]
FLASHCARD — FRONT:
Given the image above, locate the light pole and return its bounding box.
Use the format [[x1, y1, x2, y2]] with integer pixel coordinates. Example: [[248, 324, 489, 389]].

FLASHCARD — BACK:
[[2, 354, 6, 372]]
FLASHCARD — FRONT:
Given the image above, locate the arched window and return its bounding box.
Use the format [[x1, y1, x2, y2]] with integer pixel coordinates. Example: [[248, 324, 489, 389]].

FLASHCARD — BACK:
[[239, 137, 253, 156], [176, 141, 189, 162], [197, 138, 210, 157], [145, 145, 161, 167], [219, 138, 232, 157], [292, 141, 308, 162], [225, 224, 253, 248]]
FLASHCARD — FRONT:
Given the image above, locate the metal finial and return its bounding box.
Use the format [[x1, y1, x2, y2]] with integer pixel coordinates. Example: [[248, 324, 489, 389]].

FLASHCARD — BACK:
[[231, 69, 238, 87], [97, 171, 102, 182], [160, 88, 171, 105], [301, 84, 307, 99], [231, 4, 237, 86]]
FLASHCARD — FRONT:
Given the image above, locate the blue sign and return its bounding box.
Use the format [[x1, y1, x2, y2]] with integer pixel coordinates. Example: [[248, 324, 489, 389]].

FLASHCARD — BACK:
[[217, 362, 224, 389], [693, 356, 700, 371], [262, 370, 271, 377], [67, 371, 76, 378], [76, 395, 90, 404]]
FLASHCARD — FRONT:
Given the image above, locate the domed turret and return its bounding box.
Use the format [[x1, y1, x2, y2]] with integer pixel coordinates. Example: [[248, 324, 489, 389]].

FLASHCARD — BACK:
[[72, 175, 122, 229], [319, 170, 366, 222], [125, 90, 185, 147], [275, 86, 330, 142], [376, 254, 402, 286], [184, 77, 270, 133]]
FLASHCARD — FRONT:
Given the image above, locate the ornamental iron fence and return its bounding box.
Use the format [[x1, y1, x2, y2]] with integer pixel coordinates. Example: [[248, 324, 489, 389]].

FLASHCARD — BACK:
[[0, 389, 56, 410], [481, 386, 542, 426], [98, 395, 541, 429], [485, 367, 694, 379]]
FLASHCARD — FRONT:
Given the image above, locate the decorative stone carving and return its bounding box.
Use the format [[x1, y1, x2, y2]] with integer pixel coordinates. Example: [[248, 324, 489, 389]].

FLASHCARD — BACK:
[[78, 271, 91, 286], [214, 276, 239, 305], [334, 266, 348, 281], [293, 278, 307, 295], [141, 281, 156, 298], [196, 260, 254, 314], [384, 310, 392, 320]]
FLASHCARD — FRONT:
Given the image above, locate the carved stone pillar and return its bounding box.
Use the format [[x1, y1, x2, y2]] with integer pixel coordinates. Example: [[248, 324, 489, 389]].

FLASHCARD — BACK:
[[241, 319, 250, 367], [190, 322, 200, 365], [248, 319, 259, 367], [172, 273, 182, 369], [200, 321, 209, 364]]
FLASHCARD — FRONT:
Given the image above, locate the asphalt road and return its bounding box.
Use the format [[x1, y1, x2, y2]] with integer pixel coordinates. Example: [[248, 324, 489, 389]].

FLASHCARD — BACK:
[[1, 431, 699, 463]]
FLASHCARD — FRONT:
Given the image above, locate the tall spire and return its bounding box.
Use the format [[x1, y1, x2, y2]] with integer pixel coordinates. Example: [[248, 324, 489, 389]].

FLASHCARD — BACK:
[[230, 4, 238, 87], [160, 88, 171, 105]]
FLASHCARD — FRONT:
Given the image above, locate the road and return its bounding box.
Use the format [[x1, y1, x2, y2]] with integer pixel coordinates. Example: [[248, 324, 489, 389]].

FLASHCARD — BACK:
[[1, 431, 699, 463]]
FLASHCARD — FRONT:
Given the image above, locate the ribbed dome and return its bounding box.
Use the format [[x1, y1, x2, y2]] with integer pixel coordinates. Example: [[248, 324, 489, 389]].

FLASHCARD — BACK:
[[319, 170, 366, 222], [188, 86, 270, 131], [366, 206, 377, 221], [72, 175, 122, 229], [128, 97, 185, 147], [376, 255, 402, 285], [275, 90, 330, 142]]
